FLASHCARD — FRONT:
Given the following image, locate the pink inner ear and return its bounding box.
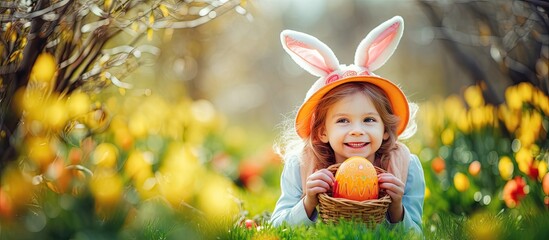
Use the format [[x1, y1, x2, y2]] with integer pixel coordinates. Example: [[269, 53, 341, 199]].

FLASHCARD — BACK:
[[365, 22, 399, 66], [285, 36, 333, 74]]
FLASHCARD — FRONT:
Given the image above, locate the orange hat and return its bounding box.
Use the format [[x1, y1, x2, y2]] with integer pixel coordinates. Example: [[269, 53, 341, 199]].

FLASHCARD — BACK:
[[281, 16, 409, 139]]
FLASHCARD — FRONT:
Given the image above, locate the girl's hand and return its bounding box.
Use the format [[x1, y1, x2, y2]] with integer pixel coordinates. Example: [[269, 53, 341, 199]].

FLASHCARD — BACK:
[[303, 169, 335, 218], [378, 172, 405, 223]]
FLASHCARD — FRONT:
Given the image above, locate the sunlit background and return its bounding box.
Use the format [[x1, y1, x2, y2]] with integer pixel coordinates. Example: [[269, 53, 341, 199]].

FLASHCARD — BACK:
[[0, 0, 547, 239], [161, 0, 449, 131]]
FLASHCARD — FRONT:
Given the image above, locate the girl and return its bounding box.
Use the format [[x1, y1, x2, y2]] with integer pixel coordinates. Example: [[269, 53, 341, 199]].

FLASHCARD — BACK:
[[270, 16, 425, 233]]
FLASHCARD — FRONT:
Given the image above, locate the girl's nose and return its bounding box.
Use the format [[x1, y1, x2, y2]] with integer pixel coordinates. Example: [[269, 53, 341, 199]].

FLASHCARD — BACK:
[[349, 124, 365, 136]]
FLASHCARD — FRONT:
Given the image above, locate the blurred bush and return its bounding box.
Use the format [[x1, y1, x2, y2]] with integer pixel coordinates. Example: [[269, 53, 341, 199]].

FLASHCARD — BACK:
[[0, 87, 252, 238]]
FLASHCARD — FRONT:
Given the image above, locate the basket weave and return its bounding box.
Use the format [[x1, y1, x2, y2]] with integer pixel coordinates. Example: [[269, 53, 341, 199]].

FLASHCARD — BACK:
[[318, 163, 391, 227]]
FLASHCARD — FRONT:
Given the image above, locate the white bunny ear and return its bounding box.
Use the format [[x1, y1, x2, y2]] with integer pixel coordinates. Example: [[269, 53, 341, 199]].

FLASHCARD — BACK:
[[281, 30, 340, 77], [354, 16, 404, 71]]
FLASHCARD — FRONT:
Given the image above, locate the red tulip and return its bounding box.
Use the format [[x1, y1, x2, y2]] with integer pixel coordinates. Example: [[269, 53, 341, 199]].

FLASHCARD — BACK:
[[502, 177, 527, 208]]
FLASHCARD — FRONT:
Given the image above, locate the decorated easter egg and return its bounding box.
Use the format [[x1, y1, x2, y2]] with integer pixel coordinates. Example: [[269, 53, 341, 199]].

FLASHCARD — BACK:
[[333, 156, 378, 201]]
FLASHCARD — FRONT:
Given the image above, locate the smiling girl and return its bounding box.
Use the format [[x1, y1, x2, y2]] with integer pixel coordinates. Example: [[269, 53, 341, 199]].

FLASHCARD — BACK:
[[270, 16, 425, 233]]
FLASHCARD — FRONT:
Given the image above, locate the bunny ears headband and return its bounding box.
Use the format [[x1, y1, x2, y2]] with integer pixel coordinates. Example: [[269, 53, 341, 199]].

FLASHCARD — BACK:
[[281, 16, 410, 139]]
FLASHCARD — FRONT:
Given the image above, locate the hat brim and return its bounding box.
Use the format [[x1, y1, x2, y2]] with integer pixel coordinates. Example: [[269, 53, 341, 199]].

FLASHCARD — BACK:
[[295, 75, 409, 139]]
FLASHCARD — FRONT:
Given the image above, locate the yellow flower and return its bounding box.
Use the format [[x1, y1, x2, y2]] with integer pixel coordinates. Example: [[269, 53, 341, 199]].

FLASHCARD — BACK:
[[124, 150, 151, 179], [31, 53, 57, 83], [125, 150, 156, 199], [454, 172, 470, 192], [85, 107, 109, 130], [498, 105, 520, 133], [515, 148, 533, 174], [464, 85, 485, 108], [530, 111, 543, 137], [538, 161, 547, 181], [441, 128, 454, 145], [197, 173, 239, 220], [483, 105, 495, 126], [444, 95, 465, 123], [16, 88, 44, 117], [27, 136, 56, 167], [90, 169, 123, 206], [92, 143, 119, 168], [44, 100, 68, 130], [104, 0, 112, 9], [128, 113, 148, 138], [158, 143, 201, 206], [534, 90, 549, 115], [517, 82, 533, 103], [505, 86, 522, 111], [67, 92, 91, 117], [518, 130, 535, 148], [498, 156, 514, 180], [470, 107, 485, 130], [457, 110, 471, 133]]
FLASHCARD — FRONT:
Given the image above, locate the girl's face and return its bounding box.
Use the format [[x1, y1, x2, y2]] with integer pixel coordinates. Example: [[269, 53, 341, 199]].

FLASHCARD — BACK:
[[319, 91, 389, 163]]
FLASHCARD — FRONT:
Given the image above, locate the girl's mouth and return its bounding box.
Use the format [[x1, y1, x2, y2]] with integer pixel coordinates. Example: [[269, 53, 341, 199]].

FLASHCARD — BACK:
[[345, 142, 368, 148]]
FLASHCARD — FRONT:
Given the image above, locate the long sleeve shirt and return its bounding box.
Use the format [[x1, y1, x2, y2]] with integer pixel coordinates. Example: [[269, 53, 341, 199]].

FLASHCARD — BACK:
[[270, 154, 425, 233]]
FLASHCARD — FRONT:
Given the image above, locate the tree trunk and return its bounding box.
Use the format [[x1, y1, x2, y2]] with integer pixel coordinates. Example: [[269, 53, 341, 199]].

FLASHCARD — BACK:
[[0, 0, 50, 170]]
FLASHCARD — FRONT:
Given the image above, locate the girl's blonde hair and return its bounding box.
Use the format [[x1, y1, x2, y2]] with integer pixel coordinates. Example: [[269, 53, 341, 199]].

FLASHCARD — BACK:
[[275, 82, 417, 169]]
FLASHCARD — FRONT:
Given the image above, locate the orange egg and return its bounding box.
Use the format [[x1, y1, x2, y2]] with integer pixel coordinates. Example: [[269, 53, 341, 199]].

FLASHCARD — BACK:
[[333, 156, 378, 201]]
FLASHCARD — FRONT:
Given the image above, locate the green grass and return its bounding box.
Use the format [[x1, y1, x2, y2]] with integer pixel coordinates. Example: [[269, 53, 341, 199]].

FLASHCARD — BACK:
[[225, 220, 421, 240], [4, 198, 549, 239], [423, 209, 549, 240], [221, 209, 549, 240]]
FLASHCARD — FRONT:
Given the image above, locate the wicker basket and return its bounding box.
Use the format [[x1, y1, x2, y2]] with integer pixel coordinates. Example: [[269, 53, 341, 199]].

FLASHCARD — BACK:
[[318, 163, 391, 227]]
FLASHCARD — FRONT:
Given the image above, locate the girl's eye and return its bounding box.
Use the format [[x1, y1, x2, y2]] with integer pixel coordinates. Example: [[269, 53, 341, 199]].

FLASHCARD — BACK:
[[336, 118, 349, 123], [364, 117, 376, 123]]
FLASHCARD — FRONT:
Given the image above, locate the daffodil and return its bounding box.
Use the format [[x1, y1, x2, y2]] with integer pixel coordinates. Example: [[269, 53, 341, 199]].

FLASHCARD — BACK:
[[498, 156, 514, 180], [464, 85, 485, 108], [498, 105, 520, 133], [67, 92, 91, 117], [158, 143, 201, 206], [454, 172, 470, 192], [517, 82, 533, 103], [538, 160, 547, 181], [92, 143, 119, 169], [31, 53, 57, 83], [27, 136, 56, 167], [444, 95, 465, 123], [505, 85, 522, 111], [44, 100, 68, 130], [516, 147, 533, 174], [441, 128, 454, 145], [470, 107, 485, 130], [197, 173, 239, 220], [90, 168, 123, 207]]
